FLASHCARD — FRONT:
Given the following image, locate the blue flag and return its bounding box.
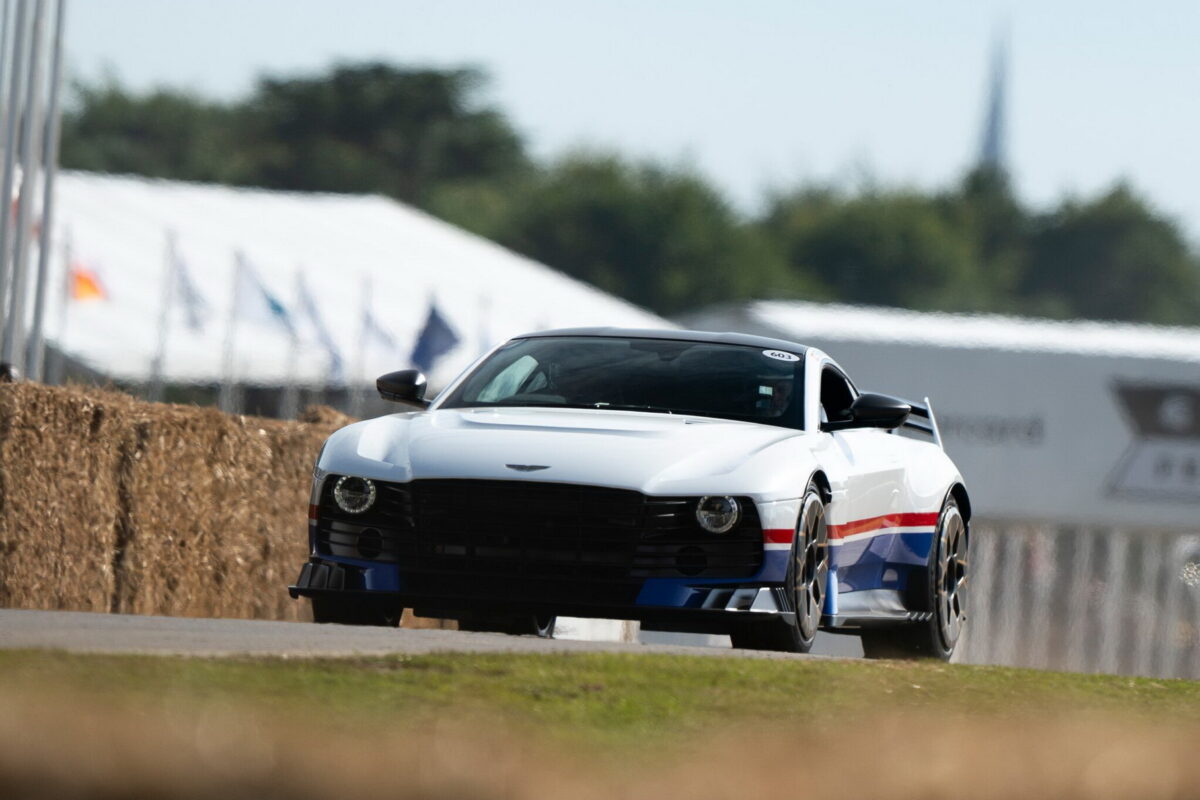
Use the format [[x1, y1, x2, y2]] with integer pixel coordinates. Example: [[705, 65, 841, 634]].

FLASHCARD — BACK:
[[174, 256, 209, 332], [410, 302, 460, 374]]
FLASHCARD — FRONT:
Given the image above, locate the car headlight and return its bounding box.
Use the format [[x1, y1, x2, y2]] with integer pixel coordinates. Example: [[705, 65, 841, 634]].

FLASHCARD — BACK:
[[334, 475, 377, 514], [696, 496, 740, 533]]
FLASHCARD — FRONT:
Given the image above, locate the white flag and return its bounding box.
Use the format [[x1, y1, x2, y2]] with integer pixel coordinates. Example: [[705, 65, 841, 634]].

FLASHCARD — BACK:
[[295, 272, 344, 382], [362, 306, 396, 353]]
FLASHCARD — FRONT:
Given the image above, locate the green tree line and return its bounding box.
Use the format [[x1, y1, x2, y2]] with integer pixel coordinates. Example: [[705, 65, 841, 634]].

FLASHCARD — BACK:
[[61, 62, 1200, 324]]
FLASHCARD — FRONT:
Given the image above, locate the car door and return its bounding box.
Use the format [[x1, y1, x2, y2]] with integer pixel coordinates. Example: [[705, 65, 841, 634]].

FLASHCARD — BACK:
[[809, 363, 908, 606]]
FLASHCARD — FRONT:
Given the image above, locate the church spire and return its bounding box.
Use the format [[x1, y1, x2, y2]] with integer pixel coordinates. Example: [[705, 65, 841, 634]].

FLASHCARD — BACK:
[[979, 32, 1009, 171]]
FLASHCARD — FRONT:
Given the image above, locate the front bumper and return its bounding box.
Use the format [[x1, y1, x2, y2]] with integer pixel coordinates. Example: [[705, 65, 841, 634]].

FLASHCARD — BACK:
[[288, 555, 793, 634], [292, 479, 803, 633]]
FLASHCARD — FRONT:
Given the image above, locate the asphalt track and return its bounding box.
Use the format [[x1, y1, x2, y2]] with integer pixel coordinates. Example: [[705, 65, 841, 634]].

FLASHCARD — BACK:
[[0, 608, 862, 660]]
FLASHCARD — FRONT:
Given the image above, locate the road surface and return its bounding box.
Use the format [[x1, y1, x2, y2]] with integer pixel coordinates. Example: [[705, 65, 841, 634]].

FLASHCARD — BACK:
[[0, 608, 862, 660]]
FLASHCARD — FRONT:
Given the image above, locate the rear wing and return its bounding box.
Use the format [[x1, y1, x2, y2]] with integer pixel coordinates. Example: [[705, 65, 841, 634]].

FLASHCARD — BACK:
[[899, 396, 943, 449]]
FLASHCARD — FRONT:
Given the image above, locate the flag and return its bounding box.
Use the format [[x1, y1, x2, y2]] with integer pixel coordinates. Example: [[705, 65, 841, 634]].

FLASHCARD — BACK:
[[174, 256, 209, 332], [410, 301, 460, 373], [234, 257, 296, 338], [70, 264, 106, 301], [362, 306, 396, 353], [296, 273, 344, 382]]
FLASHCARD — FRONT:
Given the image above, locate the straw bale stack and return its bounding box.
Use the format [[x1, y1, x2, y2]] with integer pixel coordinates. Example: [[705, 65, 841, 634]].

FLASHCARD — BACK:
[[0, 384, 135, 611], [118, 408, 301, 620], [0, 382, 347, 620]]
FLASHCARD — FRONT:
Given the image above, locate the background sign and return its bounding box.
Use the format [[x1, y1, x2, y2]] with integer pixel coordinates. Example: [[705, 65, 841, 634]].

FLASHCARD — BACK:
[[1108, 384, 1200, 502]]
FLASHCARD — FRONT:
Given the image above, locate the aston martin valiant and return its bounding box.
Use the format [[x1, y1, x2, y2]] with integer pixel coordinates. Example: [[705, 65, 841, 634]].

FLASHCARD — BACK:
[[290, 329, 970, 659]]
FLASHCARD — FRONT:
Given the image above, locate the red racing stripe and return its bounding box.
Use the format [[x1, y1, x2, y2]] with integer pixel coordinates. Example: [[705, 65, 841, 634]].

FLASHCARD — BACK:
[[763, 528, 793, 544], [827, 512, 939, 540]]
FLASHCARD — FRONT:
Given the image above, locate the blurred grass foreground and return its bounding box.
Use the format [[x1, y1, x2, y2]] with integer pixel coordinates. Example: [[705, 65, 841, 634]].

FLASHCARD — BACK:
[[1, 649, 1199, 799]]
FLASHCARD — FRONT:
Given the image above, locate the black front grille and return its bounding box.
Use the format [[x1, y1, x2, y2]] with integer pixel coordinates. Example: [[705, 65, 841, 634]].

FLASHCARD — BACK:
[[314, 479, 763, 601]]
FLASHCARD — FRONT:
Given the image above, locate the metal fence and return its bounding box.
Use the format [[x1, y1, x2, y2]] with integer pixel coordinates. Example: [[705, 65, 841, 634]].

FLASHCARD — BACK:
[[959, 522, 1200, 680]]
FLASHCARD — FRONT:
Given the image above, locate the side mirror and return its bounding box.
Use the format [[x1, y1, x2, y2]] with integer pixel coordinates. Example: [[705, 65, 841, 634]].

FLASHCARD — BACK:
[[824, 393, 910, 432], [377, 369, 429, 408]]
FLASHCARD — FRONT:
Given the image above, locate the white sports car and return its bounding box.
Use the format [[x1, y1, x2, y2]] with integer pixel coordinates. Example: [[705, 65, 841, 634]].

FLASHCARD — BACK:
[[290, 329, 970, 659]]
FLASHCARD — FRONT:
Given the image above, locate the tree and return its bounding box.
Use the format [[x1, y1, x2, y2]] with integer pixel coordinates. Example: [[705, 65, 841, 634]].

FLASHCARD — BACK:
[[945, 166, 1028, 304], [1019, 185, 1200, 323], [762, 188, 979, 311], [60, 63, 529, 204], [60, 79, 250, 183], [245, 63, 528, 202], [495, 153, 808, 315], [57, 65, 1200, 326]]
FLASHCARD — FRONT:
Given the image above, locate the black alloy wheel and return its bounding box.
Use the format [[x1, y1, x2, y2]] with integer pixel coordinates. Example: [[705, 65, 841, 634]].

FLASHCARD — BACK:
[[860, 495, 968, 660], [730, 481, 828, 653], [792, 487, 830, 645]]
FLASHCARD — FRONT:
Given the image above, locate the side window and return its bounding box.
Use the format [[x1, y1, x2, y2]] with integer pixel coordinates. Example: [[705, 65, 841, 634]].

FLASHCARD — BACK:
[[819, 367, 855, 423]]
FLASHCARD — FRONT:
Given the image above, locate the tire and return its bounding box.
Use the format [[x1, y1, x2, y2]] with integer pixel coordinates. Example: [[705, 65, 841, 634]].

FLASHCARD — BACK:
[[860, 496, 968, 660], [310, 594, 401, 627], [458, 614, 557, 638], [730, 481, 828, 653]]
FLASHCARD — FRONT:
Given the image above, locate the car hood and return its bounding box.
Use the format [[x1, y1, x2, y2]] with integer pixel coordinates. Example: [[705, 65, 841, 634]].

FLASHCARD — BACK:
[[319, 407, 808, 495]]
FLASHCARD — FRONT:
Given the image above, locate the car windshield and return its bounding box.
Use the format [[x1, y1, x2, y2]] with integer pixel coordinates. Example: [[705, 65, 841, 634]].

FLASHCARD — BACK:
[[440, 336, 804, 429]]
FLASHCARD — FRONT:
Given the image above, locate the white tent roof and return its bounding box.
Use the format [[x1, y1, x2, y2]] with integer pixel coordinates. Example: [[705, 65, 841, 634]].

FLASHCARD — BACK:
[[689, 300, 1200, 364], [50, 172, 670, 385]]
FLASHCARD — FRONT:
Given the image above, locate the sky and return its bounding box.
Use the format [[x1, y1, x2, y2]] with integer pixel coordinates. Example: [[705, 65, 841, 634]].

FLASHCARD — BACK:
[[65, 0, 1200, 239]]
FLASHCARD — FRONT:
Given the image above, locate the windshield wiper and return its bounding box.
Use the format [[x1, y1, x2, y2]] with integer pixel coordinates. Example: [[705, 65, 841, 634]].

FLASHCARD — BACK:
[[592, 403, 674, 415]]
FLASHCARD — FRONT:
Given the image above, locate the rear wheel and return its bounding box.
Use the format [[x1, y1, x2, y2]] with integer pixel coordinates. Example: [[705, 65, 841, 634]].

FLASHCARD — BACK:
[[860, 496, 968, 660], [458, 614, 557, 638], [310, 594, 401, 627], [730, 482, 828, 652]]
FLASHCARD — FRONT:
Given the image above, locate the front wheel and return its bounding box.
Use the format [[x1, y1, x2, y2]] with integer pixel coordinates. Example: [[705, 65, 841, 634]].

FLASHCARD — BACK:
[[730, 482, 828, 653], [860, 496, 968, 660]]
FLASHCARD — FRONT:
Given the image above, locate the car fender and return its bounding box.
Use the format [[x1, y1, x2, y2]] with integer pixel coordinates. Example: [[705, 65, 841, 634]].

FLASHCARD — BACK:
[[317, 413, 422, 483]]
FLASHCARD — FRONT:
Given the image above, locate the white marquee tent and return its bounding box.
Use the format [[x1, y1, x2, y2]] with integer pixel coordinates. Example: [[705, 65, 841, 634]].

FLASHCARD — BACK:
[[48, 171, 670, 389]]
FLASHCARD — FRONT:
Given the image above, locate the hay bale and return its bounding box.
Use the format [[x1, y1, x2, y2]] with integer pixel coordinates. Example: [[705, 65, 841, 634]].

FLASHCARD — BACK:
[[0, 383, 134, 611], [116, 407, 336, 621], [0, 384, 449, 626], [297, 404, 354, 428], [0, 383, 348, 621]]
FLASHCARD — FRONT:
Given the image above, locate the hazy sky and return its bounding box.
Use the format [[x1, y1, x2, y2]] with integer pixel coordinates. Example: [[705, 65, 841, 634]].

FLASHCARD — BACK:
[[66, 1, 1200, 238]]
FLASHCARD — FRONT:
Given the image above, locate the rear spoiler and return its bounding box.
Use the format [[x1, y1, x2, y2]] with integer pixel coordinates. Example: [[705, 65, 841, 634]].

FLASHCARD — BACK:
[[899, 396, 943, 449]]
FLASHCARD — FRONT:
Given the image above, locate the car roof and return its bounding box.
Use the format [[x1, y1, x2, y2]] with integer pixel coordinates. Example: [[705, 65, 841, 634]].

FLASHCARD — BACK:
[[515, 327, 811, 355]]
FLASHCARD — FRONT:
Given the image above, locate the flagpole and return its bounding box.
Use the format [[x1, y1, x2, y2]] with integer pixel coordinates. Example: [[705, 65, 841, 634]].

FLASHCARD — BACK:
[[279, 267, 302, 420], [0, 0, 13, 197], [0, 0, 29, 355], [1, 0, 47, 370], [148, 229, 177, 402], [218, 252, 241, 413], [25, 0, 65, 383]]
